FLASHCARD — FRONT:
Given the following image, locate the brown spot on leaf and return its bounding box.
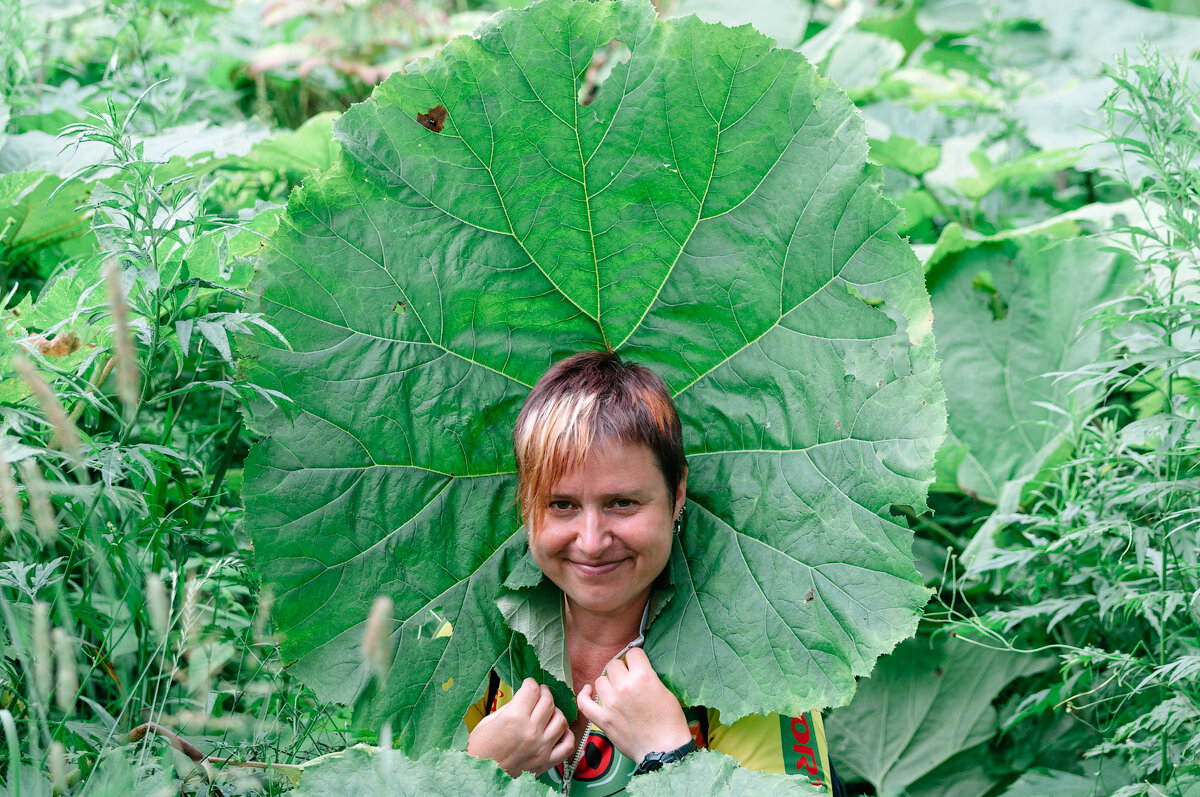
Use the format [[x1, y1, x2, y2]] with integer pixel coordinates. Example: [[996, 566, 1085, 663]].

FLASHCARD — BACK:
[[804, 589, 815, 603], [393, 301, 406, 315], [417, 105, 447, 133], [935, 667, 944, 677]]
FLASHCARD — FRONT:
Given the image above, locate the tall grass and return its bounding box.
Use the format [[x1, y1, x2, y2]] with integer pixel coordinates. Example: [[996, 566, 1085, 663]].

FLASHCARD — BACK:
[[955, 46, 1200, 795], [0, 88, 348, 794]]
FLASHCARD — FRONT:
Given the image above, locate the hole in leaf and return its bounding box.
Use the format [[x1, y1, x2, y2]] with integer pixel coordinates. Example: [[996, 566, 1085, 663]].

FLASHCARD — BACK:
[[972, 270, 1009, 320], [846, 283, 885, 308], [578, 39, 631, 106]]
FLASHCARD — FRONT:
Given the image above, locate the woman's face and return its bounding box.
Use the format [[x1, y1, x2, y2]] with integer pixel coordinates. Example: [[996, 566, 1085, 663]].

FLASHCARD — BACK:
[[529, 440, 686, 620]]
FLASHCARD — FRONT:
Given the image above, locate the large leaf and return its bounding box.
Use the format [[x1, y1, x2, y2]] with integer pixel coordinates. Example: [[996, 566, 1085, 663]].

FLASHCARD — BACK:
[[243, 0, 945, 754], [0, 170, 92, 280], [290, 747, 822, 795], [927, 230, 1133, 503], [823, 635, 1048, 796]]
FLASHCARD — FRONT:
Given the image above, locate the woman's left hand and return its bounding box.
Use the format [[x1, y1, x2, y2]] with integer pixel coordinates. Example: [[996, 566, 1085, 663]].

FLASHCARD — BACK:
[[576, 647, 694, 764]]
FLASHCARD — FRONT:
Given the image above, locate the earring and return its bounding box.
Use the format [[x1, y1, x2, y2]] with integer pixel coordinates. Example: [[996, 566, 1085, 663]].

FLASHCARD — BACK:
[[673, 505, 685, 535]]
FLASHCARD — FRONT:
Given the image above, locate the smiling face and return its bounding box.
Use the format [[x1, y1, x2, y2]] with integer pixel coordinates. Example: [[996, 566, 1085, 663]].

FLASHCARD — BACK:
[[528, 440, 686, 621]]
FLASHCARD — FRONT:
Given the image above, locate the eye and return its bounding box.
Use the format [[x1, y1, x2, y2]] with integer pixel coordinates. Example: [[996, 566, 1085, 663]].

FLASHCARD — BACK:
[[611, 498, 638, 510], [548, 500, 573, 511]]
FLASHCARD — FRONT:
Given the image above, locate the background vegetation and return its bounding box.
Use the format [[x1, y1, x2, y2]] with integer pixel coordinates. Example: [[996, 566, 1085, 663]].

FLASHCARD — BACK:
[[0, 0, 1196, 794]]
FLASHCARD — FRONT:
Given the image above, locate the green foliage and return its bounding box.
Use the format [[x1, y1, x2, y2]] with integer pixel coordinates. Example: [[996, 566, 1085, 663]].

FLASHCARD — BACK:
[[0, 171, 93, 286], [4, 0, 1200, 793], [242, 0, 945, 754], [824, 635, 1049, 795], [0, 40, 353, 797], [951, 46, 1200, 795], [289, 746, 822, 796], [927, 233, 1133, 505]]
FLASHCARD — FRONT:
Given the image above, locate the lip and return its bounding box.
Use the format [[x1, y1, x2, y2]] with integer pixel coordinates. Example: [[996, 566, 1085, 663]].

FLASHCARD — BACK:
[[569, 560, 625, 576]]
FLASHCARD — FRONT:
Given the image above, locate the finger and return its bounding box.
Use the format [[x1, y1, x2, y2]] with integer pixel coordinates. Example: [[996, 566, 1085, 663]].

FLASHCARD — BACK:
[[624, 646, 651, 673], [508, 677, 540, 711], [592, 673, 616, 706], [550, 722, 575, 763], [528, 683, 556, 729], [544, 706, 568, 743]]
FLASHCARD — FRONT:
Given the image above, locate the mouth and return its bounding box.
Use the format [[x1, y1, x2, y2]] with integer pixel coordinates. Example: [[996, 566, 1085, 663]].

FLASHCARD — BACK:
[[569, 559, 626, 576]]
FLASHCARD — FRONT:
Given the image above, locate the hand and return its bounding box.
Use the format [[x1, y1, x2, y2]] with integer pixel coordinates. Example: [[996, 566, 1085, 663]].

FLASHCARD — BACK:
[[576, 647, 693, 764], [466, 678, 575, 778]]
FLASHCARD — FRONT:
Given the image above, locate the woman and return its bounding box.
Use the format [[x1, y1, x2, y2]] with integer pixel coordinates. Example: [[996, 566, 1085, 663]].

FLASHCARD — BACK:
[[464, 351, 841, 795]]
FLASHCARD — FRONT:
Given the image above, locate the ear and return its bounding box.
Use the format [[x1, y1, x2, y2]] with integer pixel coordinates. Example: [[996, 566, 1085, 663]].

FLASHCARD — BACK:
[[674, 466, 687, 518]]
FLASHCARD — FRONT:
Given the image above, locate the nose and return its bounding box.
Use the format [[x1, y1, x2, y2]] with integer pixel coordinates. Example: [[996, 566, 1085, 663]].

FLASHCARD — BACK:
[[576, 507, 610, 558]]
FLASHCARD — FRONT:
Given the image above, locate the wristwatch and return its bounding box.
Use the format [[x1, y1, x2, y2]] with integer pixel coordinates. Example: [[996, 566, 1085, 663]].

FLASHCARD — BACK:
[[632, 739, 700, 775]]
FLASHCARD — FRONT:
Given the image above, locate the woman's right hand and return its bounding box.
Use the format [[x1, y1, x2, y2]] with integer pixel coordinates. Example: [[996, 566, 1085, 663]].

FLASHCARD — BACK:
[[466, 678, 575, 778]]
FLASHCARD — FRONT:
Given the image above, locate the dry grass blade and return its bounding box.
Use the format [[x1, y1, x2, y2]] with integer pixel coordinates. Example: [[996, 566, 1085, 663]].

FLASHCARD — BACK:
[[14, 354, 83, 464], [105, 261, 140, 419]]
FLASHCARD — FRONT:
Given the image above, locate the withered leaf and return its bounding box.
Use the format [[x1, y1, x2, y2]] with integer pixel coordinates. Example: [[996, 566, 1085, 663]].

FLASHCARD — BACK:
[[35, 332, 82, 358], [417, 105, 447, 133]]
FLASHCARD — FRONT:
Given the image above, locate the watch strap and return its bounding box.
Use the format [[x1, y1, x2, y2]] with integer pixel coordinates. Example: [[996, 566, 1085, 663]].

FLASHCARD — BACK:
[[633, 739, 700, 776]]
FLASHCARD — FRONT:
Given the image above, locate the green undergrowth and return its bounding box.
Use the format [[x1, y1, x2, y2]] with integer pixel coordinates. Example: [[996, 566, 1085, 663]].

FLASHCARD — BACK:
[[1, 0, 1198, 795]]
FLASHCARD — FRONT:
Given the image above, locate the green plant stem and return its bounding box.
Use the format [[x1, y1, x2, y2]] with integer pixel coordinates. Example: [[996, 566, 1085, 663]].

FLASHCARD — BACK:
[[197, 412, 242, 529]]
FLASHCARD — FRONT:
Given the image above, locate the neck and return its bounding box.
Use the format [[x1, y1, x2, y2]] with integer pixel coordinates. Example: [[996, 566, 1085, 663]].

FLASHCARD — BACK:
[[565, 590, 650, 674]]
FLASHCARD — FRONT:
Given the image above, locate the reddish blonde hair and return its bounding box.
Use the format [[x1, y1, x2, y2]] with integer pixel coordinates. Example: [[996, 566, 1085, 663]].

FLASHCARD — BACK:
[[513, 351, 685, 536]]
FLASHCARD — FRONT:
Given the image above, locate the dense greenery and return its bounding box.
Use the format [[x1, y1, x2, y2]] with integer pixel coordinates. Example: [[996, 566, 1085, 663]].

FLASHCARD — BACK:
[[0, 0, 1196, 795]]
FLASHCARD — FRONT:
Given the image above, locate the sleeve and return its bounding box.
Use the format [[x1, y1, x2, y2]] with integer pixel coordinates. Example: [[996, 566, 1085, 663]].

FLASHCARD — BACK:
[[464, 695, 488, 733], [705, 709, 836, 795], [463, 677, 513, 734]]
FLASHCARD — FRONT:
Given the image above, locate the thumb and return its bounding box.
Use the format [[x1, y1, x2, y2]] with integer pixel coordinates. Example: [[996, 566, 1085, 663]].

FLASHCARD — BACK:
[[576, 685, 606, 729]]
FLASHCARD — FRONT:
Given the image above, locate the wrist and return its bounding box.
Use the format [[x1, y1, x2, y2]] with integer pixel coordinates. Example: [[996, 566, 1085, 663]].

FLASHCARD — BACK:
[[632, 739, 699, 776]]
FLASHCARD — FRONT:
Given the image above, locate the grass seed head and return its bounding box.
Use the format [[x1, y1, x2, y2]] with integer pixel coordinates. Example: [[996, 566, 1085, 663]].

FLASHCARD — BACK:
[[13, 355, 83, 464], [17, 459, 57, 546], [32, 601, 52, 701], [363, 595, 395, 683], [52, 628, 76, 715], [182, 570, 201, 647], [49, 741, 67, 792], [105, 261, 140, 419], [146, 572, 170, 643], [253, 585, 273, 643], [0, 459, 20, 538]]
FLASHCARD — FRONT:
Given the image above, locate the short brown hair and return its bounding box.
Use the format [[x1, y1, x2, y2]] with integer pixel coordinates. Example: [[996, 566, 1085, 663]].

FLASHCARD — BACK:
[[513, 351, 685, 535]]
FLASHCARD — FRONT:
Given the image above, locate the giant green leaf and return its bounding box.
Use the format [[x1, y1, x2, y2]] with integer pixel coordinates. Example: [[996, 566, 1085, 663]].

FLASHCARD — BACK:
[[242, 0, 945, 755], [927, 230, 1132, 503], [823, 635, 1048, 796]]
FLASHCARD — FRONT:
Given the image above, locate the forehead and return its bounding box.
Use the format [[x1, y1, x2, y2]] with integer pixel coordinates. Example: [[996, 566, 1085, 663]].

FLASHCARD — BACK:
[[550, 440, 666, 495]]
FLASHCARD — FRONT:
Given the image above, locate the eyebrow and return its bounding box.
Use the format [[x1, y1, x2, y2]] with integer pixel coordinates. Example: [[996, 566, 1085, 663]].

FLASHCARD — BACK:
[[548, 488, 655, 502]]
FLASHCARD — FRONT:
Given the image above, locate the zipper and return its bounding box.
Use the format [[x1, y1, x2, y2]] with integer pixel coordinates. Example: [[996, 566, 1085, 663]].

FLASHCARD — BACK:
[[560, 714, 591, 795], [559, 603, 650, 795]]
